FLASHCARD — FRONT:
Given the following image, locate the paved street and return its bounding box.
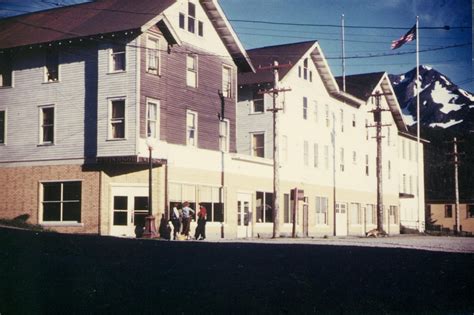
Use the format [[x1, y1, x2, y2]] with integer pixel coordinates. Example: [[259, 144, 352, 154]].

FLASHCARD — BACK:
[[217, 234, 474, 253], [1, 227, 473, 314]]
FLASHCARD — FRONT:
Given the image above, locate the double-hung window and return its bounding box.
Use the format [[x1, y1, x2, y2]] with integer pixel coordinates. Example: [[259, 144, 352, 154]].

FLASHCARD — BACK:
[[303, 140, 309, 166], [45, 48, 59, 82], [252, 90, 264, 113], [0, 110, 5, 144], [146, 36, 160, 75], [186, 54, 197, 88], [147, 99, 159, 138], [252, 133, 264, 157], [109, 99, 126, 139], [186, 110, 197, 146], [39, 106, 54, 144], [340, 148, 345, 172], [313, 143, 319, 168], [42, 181, 81, 223], [0, 51, 12, 87], [110, 44, 126, 72], [187, 2, 196, 33], [303, 97, 308, 120], [222, 65, 232, 98]]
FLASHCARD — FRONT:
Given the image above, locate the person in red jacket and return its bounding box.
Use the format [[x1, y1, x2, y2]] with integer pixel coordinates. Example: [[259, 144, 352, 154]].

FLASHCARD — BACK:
[[194, 203, 207, 240]]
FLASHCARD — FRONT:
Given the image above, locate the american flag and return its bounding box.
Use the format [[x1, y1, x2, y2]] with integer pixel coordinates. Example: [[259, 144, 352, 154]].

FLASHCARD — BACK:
[[391, 25, 416, 50]]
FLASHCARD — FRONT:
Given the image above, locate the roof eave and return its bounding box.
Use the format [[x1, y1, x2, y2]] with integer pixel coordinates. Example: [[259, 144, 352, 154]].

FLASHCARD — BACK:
[[200, 0, 255, 73]]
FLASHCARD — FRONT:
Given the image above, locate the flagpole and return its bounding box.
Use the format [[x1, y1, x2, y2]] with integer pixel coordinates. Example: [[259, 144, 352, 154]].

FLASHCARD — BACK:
[[416, 16, 422, 232], [342, 13, 346, 92]]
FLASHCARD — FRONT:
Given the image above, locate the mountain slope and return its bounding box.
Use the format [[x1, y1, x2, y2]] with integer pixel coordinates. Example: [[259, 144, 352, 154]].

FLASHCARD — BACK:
[[389, 66, 474, 131]]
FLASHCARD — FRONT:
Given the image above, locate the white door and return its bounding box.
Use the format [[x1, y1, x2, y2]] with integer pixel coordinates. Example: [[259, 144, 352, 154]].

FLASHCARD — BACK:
[[110, 186, 149, 237], [237, 193, 252, 238], [335, 202, 348, 236]]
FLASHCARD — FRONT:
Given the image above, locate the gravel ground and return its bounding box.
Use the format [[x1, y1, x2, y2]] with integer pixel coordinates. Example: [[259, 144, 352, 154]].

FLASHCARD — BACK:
[[215, 235, 474, 253]]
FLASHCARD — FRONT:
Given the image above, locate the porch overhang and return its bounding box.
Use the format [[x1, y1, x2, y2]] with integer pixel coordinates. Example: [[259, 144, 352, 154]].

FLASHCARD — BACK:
[[96, 155, 167, 166]]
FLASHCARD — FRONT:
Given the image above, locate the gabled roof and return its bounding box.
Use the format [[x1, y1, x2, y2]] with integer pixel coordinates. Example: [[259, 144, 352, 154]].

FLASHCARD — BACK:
[[0, 0, 254, 72], [335, 72, 385, 101], [238, 41, 315, 85], [238, 40, 362, 107], [0, 0, 176, 49], [336, 72, 408, 132]]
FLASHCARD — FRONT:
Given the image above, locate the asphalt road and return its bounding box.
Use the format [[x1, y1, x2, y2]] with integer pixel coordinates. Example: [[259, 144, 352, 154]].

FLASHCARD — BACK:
[[1, 227, 473, 314]]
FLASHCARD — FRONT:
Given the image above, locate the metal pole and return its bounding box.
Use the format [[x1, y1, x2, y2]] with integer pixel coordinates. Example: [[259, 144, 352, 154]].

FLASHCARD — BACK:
[[341, 14, 346, 92], [272, 60, 280, 238], [454, 137, 460, 233], [416, 16, 422, 232]]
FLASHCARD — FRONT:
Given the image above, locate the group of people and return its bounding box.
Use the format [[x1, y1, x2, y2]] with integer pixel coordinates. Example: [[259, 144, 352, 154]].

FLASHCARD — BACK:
[[167, 202, 207, 240]]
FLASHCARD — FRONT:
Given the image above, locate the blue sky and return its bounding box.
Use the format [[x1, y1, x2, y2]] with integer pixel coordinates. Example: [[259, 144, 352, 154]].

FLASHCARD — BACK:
[[1, 0, 471, 90]]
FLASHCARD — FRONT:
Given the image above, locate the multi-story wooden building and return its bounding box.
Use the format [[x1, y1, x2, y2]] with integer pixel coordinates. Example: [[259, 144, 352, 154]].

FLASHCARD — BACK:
[[0, 0, 258, 237], [237, 41, 426, 236]]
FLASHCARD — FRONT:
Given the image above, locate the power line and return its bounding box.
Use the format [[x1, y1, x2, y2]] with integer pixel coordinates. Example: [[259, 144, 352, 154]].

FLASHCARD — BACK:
[[229, 19, 468, 30]]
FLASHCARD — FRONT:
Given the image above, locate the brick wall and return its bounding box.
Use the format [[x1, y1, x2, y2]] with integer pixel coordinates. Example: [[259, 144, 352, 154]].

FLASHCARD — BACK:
[[0, 164, 100, 234]]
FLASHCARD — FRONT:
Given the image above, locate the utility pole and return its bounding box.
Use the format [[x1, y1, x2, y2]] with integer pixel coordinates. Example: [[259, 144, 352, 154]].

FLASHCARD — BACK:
[[258, 61, 291, 238], [447, 137, 464, 234], [367, 91, 391, 233]]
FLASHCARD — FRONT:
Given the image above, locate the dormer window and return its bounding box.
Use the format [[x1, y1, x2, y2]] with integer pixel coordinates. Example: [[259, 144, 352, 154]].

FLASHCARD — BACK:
[[0, 51, 12, 87], [45, 48, 59, 82]]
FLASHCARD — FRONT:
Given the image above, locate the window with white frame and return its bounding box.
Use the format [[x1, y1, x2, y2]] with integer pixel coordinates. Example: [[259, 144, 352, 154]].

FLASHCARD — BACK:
[[197, 186, 224, 222], [186, 110, 197, 146], [402, 174, 406, 193], [350, 203, 361, 225], [219, 119, 229, 152], [324, 145, 329, 170], [45, 48, 59, 82], [42, 181, 81, 223], [109, 99, 126, 139], [222, 65, 232, 98], [402, 138, 406, 159], [340, 147, 345, 172], [281, 135, 288, 163], [365, 154, 369, 176], [252, 90, 264, 113], [313, 100, 318, 123], [256, 191, 273, 223], [316, 196, 328, 225], [303, 97, 308, 120], [186, 54, 197, 87], [303, 58, 308, 80], [340, 109, 344, 132], [313, 143, 319, 168], [252, 133, 264, 157], [365, 119, 369, 141], [325, 104, 330, 127], [303, 140, 309, 166], [39, 106, 54, 144], [387, 127, 391, 146], [408, 139, 412, 160], [146, 36, 160, 75], [409, 175, 413, 194], [352, 151, 357, 165], [298, 66, 301, 78], [0, 110, 5, 144], [179, 13, 185, 29], [0, 51, 12, 87], [147, 99, 159, 138], [198, 21, 204, 37], [110, 44, 126, 72], [388, 160, 391, 179], [352, 113, 356, 127], [187, 2, 196, 33]]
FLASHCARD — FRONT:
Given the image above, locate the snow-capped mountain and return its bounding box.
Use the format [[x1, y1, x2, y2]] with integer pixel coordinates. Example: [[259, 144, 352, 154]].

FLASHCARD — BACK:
[[389, 66, 474, 131]]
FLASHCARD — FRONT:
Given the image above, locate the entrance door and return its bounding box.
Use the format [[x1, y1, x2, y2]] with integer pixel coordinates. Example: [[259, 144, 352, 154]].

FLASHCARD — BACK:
[[237, 193, 252, 238], [110, 186, 149, 237], [335, 202, 348, 236]]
